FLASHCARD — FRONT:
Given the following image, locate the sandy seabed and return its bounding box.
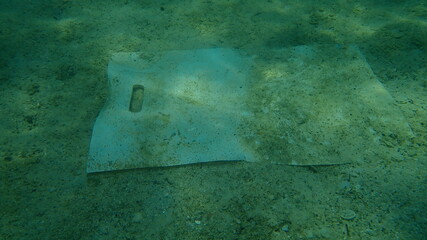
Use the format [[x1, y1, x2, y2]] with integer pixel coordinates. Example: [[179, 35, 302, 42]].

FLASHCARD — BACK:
[[0, 0, 426, 239]]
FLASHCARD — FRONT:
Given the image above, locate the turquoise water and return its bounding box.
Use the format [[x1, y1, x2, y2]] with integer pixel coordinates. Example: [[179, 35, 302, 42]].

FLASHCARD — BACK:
[[0, 1, 426, 239]]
